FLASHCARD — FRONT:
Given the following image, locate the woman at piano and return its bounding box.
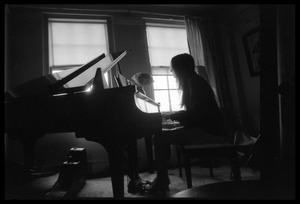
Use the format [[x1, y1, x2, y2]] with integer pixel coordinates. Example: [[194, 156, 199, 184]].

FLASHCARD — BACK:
[[143, 53, 225, 193]]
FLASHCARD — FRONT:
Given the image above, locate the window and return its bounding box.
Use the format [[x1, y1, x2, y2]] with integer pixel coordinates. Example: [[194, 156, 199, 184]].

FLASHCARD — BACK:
[[146, 22, 189, 112], [48, 17, 110, 88]]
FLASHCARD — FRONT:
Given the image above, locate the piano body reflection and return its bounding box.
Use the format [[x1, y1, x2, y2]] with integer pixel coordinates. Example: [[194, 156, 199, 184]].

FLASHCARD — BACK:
[[5, 50, 162, 198]]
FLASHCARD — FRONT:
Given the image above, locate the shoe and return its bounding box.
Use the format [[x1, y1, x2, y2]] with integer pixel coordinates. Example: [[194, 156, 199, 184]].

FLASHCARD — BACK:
[[142, 177, 170, 194], [127, 177, 149, 193]]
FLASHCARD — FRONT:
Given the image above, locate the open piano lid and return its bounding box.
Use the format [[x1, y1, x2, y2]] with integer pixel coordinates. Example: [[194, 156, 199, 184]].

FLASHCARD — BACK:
[[6, 50, 127, 98]]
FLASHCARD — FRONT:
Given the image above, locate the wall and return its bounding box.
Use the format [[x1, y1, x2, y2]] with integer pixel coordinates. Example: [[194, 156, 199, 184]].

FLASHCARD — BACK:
[[8, 9, 44, 88], [217, 5, 260, 136], [112, 12, 154, 98]]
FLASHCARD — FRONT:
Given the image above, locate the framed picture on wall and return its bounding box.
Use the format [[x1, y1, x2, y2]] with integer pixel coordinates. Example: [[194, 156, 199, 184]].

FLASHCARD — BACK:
[[243, 27, 260, 77]]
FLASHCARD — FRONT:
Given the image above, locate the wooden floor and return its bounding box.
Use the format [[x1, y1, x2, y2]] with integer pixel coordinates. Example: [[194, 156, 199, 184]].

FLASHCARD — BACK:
[[171, 180, 268, 199], [5, 161, 264, 200]]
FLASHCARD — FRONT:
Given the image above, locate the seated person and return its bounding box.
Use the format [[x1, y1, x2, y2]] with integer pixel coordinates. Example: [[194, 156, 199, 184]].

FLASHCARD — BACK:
[[143, 53, 225, 193]]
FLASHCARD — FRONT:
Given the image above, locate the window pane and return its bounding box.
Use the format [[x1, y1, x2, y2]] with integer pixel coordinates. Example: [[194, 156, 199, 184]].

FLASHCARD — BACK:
[[148, 47, 189, 66], [146, 26, 189, 66], [151, 66, 172, 75], [49, 22, 108, 66], [170, 90, 183, 111], [153, 76, 168, 89], [146, 23, 189, 113], [154, 90, 170, 112], [146, 27, 188, 48], [168, 76, 178, 89]]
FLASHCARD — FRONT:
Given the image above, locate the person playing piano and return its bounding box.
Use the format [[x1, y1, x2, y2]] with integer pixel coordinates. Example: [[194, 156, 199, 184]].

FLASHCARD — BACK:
[[143, 53, 225, 193]]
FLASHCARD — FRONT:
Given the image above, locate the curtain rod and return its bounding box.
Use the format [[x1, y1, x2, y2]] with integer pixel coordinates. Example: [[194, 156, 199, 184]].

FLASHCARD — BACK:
[[116, 9, 185, 19], [10, 5, 185, 20]]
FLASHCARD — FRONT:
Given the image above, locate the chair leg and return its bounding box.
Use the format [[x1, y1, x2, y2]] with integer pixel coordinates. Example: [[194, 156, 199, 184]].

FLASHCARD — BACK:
[[176, 146, 183, 177], [208, 157, 214, 178], [182, 152, 192, 188], [230, 151, 241, 181]]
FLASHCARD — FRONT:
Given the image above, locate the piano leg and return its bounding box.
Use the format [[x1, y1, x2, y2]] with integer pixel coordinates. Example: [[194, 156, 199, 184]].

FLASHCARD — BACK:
[[106, 144, 125, 198], [126, 140, 139, 180], [145, 135, 154, 173], [20, 135, 39, 171]]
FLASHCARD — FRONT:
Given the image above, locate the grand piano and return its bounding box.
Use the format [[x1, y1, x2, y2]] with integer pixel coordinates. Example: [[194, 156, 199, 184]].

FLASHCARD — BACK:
[[5, 50, 162, 198]]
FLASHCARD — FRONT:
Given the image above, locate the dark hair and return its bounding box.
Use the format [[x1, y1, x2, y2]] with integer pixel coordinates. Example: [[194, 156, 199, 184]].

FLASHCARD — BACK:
[[171, 53, 195, 108], [171, 53, 195, 90]]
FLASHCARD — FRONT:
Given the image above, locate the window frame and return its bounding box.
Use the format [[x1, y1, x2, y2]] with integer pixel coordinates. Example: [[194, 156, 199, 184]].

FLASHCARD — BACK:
[[145, 19, 188, 112], [152, 73, 182, 112], [42, 13, 115, 87]]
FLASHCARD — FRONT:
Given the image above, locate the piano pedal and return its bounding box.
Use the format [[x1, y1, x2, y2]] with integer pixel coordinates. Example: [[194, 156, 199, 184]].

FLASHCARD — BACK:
[[127, 176, 150, 194], [45, 147, 87, 199]]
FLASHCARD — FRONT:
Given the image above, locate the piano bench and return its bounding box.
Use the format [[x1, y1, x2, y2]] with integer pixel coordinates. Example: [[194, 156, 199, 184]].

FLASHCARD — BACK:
[[175, 143, 241, 189]]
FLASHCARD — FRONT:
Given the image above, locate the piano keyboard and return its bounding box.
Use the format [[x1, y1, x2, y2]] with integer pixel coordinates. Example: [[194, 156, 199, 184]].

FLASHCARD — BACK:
[[162, 119, 182, 129]]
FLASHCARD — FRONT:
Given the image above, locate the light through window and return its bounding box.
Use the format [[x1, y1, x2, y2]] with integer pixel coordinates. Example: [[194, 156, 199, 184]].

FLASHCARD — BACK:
[[146, 23, 189, 112], [48, 18, 110, 90]]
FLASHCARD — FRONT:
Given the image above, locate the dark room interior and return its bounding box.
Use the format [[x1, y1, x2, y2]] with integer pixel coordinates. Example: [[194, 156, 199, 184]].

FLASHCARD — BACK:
[[4, 4, 295, 200]]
